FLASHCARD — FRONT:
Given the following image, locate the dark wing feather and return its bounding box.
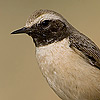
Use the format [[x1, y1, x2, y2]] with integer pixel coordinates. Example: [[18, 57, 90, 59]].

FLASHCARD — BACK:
[[69, 32, 100, 69]]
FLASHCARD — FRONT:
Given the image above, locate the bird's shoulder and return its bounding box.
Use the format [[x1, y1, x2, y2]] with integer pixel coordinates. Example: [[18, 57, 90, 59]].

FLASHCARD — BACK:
[[69, 32, 100, 69]]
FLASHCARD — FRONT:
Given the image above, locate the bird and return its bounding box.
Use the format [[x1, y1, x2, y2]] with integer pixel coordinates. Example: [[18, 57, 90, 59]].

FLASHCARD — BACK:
[[11, 9, 100, 100]]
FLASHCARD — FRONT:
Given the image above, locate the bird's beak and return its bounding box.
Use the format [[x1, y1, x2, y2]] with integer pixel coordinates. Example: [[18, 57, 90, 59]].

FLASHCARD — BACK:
[[11, 27, 28, 34]]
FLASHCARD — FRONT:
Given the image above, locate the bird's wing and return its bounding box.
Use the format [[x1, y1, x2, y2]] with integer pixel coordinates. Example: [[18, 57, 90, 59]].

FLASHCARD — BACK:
[[69, 32, 100, 69]]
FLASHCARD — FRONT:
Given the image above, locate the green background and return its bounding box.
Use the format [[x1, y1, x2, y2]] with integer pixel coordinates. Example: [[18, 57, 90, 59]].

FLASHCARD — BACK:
[[1, 0, 100, 100]]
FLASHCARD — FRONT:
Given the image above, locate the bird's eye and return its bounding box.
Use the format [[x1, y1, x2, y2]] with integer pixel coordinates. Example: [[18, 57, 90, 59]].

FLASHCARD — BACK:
[[41, 20, 50, 27]]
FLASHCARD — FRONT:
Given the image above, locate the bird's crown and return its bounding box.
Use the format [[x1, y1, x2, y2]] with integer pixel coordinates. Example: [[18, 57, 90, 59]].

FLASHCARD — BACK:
[[25, 9, 66, 27]]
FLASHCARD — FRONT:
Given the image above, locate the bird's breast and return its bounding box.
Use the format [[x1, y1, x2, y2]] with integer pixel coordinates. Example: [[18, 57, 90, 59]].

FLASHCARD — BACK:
[[35, 38, 100, 100]]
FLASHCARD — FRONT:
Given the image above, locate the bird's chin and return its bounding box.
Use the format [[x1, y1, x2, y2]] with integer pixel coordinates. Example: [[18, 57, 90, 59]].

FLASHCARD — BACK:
[[27, 32, 33, 37]]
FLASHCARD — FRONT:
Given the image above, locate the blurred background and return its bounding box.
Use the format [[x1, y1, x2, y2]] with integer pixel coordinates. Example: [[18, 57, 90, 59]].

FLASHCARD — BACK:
[[0, 0, 100, 100]]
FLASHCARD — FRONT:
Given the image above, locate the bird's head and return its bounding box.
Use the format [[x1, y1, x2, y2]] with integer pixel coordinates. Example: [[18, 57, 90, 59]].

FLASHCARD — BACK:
[[11, 9, 71, 47]]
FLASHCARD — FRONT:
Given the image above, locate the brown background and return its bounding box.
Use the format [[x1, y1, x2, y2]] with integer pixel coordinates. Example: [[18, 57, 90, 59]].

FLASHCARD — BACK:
[[0, 0, 100, 100]]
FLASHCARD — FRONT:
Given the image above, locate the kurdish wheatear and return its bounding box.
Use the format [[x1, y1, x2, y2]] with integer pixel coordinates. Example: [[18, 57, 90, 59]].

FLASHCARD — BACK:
[[11, 9, 100, 100]]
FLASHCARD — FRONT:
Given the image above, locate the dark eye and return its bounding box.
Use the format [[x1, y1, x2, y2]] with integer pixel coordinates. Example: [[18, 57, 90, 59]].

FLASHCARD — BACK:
[[42, 20, 50, 27]]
